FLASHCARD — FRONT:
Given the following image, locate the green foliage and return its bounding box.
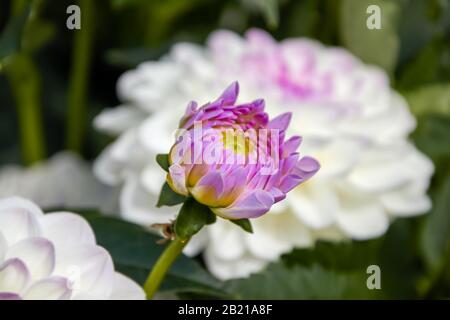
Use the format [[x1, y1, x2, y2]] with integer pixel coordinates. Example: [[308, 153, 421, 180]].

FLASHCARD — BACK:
[[81, 211, 228, 297], [230, 218, 253, 233], [339, 0, 400, 74], [175, 198, 216, 240], [0, 6, 29, 60], [156, 182, 187, 207], [156, 153, 170, 172], [404, 84, 450, 117], [226, 263, 372, 299]]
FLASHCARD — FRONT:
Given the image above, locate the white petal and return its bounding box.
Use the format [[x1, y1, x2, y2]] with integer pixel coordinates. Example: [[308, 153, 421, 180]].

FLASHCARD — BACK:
[[23, 276, 72, 300], [40, 213, 96, 252], [337, 202, 389, 240], [287, 180, 339, 229], [0, 232, 6, 262], [120, 175, 177, 225], [207, 220, 246, 261], [0, 197, 43, 245], [247, 212, 313, 260], [109, 272, 145, 300], [53, 245, 114, 299], [6, 237, 55, 280], [348, 143, 422, 193], [381, 186, 432, 217], [0, 258, 30, 294], [94, 105, 146, 135], [183, 229, 208, 257], [204, 248, 266, 280], [141, 165, 167, 196], [93, 146, 125, 186], [138, 110, 179, 154], [313, 138, 364, 178]]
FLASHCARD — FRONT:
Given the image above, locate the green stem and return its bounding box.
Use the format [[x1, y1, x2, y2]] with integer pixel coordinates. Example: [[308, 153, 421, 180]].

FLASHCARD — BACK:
[[6, 53, 46, 165], [144, 237, 189, 299], [66, 0, 94, 153]]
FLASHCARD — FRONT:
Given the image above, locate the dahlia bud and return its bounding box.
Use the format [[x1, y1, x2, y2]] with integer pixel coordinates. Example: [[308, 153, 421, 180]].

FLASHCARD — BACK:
[[166, 82, 320, 220]]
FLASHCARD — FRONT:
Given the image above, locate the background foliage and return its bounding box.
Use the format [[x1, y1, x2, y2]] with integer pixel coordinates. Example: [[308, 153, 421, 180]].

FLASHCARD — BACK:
[[1, 0, 450, 299]]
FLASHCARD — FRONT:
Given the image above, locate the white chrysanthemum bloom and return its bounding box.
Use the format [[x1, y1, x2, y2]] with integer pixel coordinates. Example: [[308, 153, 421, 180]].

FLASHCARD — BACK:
[[0, 197, 145, 300], [94, 29, 434, 280], [0, 152, 116, 212]]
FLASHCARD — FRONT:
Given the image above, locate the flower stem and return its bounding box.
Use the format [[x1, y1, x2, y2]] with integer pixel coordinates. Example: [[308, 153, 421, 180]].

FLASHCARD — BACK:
[[144, 237, 189, 299], [66, 0, 94, 153], [6, 54, 46, 165]]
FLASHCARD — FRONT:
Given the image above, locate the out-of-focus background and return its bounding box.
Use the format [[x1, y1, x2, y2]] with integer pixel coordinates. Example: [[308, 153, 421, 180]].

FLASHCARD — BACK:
[[1, 0, 450, 299]]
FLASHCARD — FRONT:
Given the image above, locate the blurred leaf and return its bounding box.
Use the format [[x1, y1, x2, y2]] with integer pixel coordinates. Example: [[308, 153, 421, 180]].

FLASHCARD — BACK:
[[339, 0, 400, 74], [157, 182, 187, 207], [0, 6, 29, 60], [175, 198, 215, 240], [281, 220, 422, 299], [284, 0, 320, 38], [105, 47, 168, 68], [226, 263, 374, 299], [404, 84, 450, 117], [241, 0, 280, 28], [282, 240, 381, 271], [156, 153, 170, 172], [22, 20, 55, 54], [421, 178, 450, 272], [81, 212, 228, 297], [397, 40, 442, 90], [412, 115, 450, 179], [230, 218, 253, 233], [397, 0, 450, 65]]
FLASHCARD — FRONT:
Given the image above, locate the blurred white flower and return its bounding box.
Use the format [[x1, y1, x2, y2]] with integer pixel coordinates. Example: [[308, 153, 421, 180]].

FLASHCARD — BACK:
[[0, 152, 117, 213], [94, 29, 434, 280], [0, 197, 145, 300]]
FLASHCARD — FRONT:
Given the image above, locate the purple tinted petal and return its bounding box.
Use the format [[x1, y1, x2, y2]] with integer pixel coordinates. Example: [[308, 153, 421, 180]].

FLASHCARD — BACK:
[[196, 172, 224, 197], [218, 81, 239, 105], [0, 293, 21, 300], [282, 136, 302, 157], [268, 112, 292, 131], [213, 190, 274, 219], [295, 156, 321, 178]]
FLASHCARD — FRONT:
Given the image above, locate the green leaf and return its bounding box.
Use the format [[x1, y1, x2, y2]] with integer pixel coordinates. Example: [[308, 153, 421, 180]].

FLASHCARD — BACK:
[[175, 198, 215, 240], [241, 0, 279, 29], [404, 84, 450, 117], [282, 240, 382, 271], [80, 212, 228, 297], [230, 218, 253, 233], [22, 20, 55, 54], [421, 179, 450, 272], [0, 6, 30, 60], [156, 182, 187, 207], [339, 0, 400, 74], [156, 153, 170, 172], [226, 263, 375, 299]]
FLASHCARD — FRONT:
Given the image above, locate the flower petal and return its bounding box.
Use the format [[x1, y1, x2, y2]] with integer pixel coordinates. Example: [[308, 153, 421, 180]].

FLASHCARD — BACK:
[[40, 213, 96, 252], [23, 276, 72, 300], [109, 272, 145, 300], [0, 258, 30, 294], [213, 190, 274, 219], [53, 245, 114, 299], [0, 197, 43, 245], [6, 237, 55, 281]]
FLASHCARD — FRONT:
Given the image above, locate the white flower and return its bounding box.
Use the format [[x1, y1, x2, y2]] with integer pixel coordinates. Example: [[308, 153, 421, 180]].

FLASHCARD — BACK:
[[94, 29, 434, 280], [0, 152, 117, 213], [0, 197, 145, 300]]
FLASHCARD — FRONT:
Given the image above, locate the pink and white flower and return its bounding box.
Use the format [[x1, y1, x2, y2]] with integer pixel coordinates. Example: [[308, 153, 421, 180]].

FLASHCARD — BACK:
[[166, 82, 319, 219], [0, 197, 144, 300], [94, 29, 434, 279]]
